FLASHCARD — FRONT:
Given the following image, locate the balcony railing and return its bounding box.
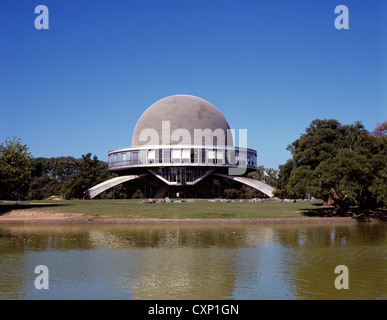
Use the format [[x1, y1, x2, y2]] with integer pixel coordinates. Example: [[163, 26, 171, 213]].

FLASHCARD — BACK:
[[108, 146, 257, 170]]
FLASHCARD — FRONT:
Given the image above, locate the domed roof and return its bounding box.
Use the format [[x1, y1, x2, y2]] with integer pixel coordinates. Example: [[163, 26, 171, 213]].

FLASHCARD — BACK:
[[132, 95, 232, 147]]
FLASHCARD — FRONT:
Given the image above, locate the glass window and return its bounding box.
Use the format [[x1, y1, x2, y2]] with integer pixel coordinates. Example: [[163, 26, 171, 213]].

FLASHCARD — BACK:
[[172, 149, 181, 159], [171, 169, 177, 182], [171, 149, 181, 163], [192, 149, 199, 163], [139, 150, 146, 164], [216, 150, 224, 160], [132, 151, 138, 164], [182, 149, 190, 159], [182, 149, 190, 163], [163, 149, 170, 163], [148, 150, 155, 163]]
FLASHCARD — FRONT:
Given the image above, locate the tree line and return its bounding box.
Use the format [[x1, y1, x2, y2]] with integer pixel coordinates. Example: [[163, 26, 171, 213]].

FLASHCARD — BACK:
[[0, 138, 129, 200], [1, 118, 386, 215]]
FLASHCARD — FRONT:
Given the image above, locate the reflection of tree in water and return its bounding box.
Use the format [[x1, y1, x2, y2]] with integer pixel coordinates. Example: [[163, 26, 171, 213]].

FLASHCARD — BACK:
[[88, 225, 252, 249], [0, 225, 94, 299], [1, 223, 385, 299], [0, 225, 258, 300], [0, 225, 93, 253], [275, 223, 387, 299]]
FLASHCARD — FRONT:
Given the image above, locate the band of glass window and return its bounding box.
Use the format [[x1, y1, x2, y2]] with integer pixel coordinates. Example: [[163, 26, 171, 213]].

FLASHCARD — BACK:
[[108, 146, 257, 169]]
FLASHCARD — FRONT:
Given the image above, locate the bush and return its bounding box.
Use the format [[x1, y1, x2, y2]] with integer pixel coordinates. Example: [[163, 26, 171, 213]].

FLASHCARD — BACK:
[[132, 189, 144, 199], [223, 188, 241, 199]]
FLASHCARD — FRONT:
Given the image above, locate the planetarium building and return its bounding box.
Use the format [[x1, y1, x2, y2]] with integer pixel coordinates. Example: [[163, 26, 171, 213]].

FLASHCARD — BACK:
[[86, 95, 274, 199]]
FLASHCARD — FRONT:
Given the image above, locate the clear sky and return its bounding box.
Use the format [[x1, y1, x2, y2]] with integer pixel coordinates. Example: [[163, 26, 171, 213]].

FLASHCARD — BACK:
[[1, 0, 386, 169]]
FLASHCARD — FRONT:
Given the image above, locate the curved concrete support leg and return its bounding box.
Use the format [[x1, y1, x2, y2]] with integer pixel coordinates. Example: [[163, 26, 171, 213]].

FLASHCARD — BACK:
[[85, 174, 148, 199], [213, 173, 275, 198]]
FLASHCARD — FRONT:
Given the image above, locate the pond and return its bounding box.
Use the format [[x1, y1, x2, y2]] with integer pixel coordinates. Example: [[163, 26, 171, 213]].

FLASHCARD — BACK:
[[0, 222, 386, 300]]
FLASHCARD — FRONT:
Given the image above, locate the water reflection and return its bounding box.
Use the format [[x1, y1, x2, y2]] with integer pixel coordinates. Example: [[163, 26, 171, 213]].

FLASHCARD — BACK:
[[0, 223, 386, 300]]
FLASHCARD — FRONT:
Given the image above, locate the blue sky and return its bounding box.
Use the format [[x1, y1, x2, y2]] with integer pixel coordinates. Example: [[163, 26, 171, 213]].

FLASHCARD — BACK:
[[1, 0, 386, 169]]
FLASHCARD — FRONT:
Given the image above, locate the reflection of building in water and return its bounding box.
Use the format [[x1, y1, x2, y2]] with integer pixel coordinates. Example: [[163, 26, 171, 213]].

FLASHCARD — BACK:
[[125, 247, 237, 299], [88, 225, 277, 299]]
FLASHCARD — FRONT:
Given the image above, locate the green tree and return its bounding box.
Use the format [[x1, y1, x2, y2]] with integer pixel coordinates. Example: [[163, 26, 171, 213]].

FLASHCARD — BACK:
[[0, 137, 32, 199], [27, 156, 79, 199], [274, 159, 294, 198], [247, 165, 278, 187], [274, 119, 387, 214], [61, 153, 107, 199], [131, 189, 144, 199], [26, 154, 129, 200], [223, 188, 241, 199], [60, 153, 129, 199]]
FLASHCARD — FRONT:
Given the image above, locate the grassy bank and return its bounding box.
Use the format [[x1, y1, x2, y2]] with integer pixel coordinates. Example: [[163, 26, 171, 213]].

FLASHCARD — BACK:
[[0, 199, 332, 220]]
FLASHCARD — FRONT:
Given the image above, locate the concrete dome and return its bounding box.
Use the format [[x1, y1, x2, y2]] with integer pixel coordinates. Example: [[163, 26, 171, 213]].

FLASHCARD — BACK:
[[132, 95, 231, 147]]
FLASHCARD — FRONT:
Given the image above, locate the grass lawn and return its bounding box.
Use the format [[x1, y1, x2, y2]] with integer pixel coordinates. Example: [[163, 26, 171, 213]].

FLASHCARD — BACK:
[[0, 199, 331, 220]]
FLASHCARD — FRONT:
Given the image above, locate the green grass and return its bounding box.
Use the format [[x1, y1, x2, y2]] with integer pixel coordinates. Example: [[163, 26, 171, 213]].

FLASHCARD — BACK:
[[0, 199, 330, 220]]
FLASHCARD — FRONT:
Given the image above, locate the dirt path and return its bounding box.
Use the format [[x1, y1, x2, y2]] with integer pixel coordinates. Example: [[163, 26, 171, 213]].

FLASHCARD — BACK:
[[0, 209, 358, 224], [0, 210, 91, 222]]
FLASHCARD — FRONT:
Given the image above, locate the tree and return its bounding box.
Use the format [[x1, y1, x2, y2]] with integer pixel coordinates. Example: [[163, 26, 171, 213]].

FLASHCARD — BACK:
[[274, 119, 387, 214], [131, 189, 144, 199], [371, 119, 387, 137], [27, 156, 79, 199], [60, 153, 129, 199], [0, 137, 32, 199], [247, 165, 278, 187], [223, 188, 241, 199], [61, 153, 108, 199], [274, 159, 294, 199], [26, 154, 129, 200]]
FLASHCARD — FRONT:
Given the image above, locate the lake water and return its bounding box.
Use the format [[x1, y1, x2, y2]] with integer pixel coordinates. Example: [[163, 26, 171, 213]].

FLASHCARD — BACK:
[[0, 222, 386, 300]]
